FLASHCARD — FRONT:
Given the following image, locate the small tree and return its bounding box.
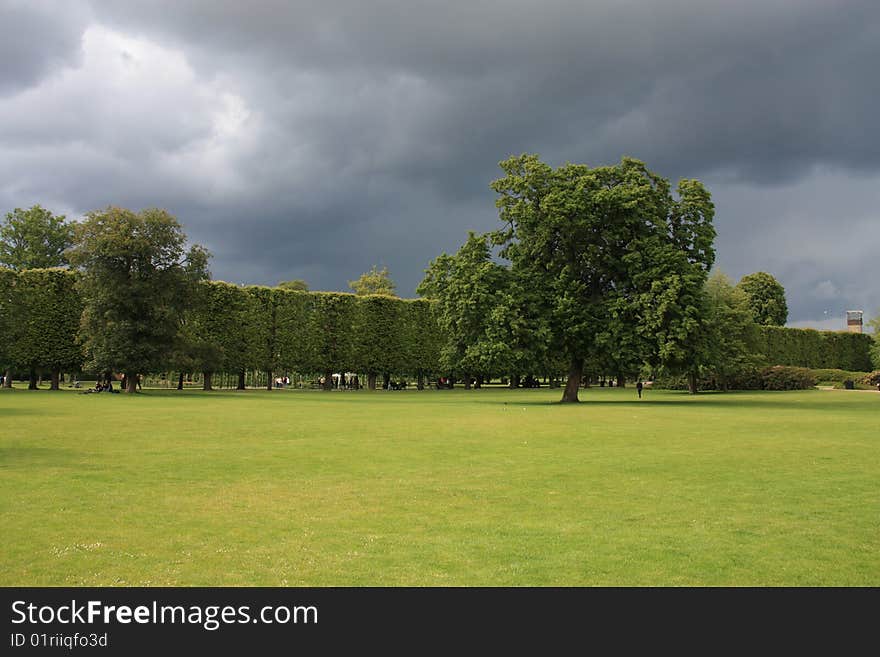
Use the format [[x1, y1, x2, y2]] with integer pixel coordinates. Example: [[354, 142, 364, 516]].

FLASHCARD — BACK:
[[278, 279, 309, 292], [0, 205, 73, 270], [349, 266, 396, 296], [736, 272, 788, 326], [418, 233, 511, 387]]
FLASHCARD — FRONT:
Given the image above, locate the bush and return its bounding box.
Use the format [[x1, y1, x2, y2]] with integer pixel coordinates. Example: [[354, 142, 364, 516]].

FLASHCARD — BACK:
[[859, 371, 880, 386], [760, 366, 817, 390], [811, 368, 866, 385]]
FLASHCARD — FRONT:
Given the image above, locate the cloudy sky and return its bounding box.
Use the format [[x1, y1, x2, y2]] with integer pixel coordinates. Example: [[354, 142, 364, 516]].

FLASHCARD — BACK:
[[2, 0, 878, 328]]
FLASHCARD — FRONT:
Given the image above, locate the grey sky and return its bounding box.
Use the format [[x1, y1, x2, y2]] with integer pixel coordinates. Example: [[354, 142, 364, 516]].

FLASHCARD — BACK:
[[1, 0, 878, 328]]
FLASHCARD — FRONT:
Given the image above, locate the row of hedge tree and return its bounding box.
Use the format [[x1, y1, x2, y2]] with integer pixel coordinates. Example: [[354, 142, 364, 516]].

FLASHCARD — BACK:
[[0, 268, 443, 390], [755, 325, 873, 372], [0, 266, 872, 390]]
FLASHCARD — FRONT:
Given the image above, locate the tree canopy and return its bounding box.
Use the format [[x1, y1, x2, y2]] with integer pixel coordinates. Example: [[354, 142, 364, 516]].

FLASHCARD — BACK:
[[491, 155, 716, 402], [0, 205, 73, 270], [67, 206, 209, 392], [418, 232, 512, 383], [349, 265, 396, 296], [736, 271, 788, 326], [278, 279, 309, 292]]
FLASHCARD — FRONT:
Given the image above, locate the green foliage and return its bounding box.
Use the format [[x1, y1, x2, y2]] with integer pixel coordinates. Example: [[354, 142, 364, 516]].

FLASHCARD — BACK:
[[811, 368, 867, 385], [0, 205, 73, 270], [275, 287, 316, 373], [278, 279, 309, 292], [655, 365, 817, 391], [349, 265, 396, 296], [189, 281, 263, 376], [10, 269, 83, 375], [0, 267, 16, 370], [418, 232, 514, 377], [354, 294, 405, 379], [736, 272, 788, 326], [868, 313, 880, 369], [67, 207, 209, 382], [760, 366, 817, 390], [756, 326, 872, 371], [305, 292, 359, 374], [243, 285, 279, 377], [398, 299, 442, 379], [491, 155, 716, 400], [696, 272, 762, 389]]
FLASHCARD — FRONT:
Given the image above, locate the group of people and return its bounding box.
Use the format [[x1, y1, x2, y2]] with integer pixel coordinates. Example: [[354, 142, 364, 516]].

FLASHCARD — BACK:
[[81, 379, 118, 394]]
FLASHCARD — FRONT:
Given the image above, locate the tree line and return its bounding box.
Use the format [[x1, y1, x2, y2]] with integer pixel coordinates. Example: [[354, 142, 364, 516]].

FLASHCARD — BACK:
[[2, 157, 875, 397], [0, 267, 442, 391]]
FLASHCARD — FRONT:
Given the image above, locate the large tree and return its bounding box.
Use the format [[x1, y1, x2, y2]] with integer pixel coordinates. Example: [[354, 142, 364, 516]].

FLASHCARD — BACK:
[[0, 205, 73, 270], [736, 271, 788, 326], [67, 207, 209, 392], [349, 265, 396, 296], [491, 155, 715, 402]]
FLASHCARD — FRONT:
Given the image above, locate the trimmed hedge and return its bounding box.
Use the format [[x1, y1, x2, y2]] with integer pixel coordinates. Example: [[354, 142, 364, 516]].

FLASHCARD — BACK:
[[757, 326, 873, 371], [655, 366, 817, 391]]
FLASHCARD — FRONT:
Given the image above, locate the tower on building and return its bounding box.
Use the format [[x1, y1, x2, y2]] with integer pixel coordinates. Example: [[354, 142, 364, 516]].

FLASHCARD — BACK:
[[846, 310, 863, 333]]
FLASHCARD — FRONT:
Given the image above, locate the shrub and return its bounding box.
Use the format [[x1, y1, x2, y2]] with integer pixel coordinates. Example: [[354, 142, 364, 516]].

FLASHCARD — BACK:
[[811, 368, 866, 385], [859, 371, 880, 386], [653, 373, 689, 390], [760, 366, 817, 390]]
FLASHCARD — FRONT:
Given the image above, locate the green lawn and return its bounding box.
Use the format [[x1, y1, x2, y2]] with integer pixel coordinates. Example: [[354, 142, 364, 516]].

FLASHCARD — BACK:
[[1, 385, 877, 586]]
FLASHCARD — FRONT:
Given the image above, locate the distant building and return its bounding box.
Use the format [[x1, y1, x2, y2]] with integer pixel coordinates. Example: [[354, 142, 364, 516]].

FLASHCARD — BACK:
[[846, 310, 863, 333]]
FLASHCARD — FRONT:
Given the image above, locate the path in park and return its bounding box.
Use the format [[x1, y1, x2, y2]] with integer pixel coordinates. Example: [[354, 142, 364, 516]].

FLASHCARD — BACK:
[[816, 386, 879, 393]]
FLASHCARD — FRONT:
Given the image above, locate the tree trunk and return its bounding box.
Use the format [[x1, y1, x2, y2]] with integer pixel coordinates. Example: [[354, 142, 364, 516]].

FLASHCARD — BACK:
[[125, 372, 138, 393], [3, 369, 11, 388], [28, 369, 38, 390], [509, 374, 520, 389], [237, 370, 246, 390], [561, 357, 583, 403], [203, 371, 213, 391], [177, 372, 184, 390], [383, 373, 391, 390], [323, 370, 333, 391], [50, 370, 60, 390], [475, 374, 483, 389], [464, 373, 471, 390], [266, 369, 273, 391], [687, 371, 698, 395], [617, 371, 625, 388], [417, 373, 424, 390], [368, 373, 377, 390]]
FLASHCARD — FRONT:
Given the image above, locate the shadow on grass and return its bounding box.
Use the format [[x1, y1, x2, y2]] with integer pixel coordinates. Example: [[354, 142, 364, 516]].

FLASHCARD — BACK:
[[0, 446, 82, 469], [114, 387, 875, 413], [481, 391, 871, 412]]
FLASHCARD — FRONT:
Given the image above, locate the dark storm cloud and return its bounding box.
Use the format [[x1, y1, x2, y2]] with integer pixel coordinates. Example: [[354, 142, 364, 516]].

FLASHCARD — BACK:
[[1, 1, 879, 321], [0, 1, 90, 96]]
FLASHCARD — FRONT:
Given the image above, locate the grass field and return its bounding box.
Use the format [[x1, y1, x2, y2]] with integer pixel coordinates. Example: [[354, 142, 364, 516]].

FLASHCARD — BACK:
[[1, 385, 877, 586]]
